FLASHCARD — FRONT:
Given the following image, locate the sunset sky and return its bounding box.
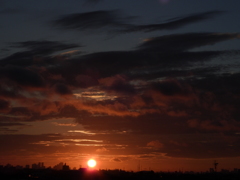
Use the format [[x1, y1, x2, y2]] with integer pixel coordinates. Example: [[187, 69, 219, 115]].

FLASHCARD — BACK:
[[1, 0, 240, 172]]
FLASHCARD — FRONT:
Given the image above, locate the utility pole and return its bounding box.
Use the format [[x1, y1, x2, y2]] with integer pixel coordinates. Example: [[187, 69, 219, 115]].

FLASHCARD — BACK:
[[214, 160, 219, 172]]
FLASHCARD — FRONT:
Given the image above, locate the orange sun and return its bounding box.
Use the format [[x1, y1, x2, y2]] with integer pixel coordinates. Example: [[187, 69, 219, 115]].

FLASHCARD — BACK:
[[87, 159, 96, 168]]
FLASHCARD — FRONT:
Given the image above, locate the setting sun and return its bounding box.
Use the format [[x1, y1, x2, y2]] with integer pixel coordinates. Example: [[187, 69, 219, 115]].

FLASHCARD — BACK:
[[87, 159, 96, 168]]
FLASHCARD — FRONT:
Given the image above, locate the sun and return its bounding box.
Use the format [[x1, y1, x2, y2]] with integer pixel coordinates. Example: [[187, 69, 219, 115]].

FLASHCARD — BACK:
[[87, 159, 97, 168]]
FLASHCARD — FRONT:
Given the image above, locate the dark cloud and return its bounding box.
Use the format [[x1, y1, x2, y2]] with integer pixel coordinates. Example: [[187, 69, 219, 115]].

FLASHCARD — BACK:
[[122, 11, 224, 33], [0, 32, 238, 121], [151, 79, 191, 96], [7, 107, 33, 119], [0, 99, 10, 112], [0, 83, 24, 99], [111, 158, 121, 162], [127, 66, 222, 81], [188, 119, 240, 132], [100, 75, 136, 95], [11, 40, 80, 56], [0, 66, 45, 88], [163, 135, 240, 158], [52, 10, 224, 34], [137, 33, 240, 52], [111, 157, 131, 162], [75, 113, 193, 135], [188, 72, 240, 93], [0, 122, 26, 126], [0, 134, 63, 155], [53, 83, 72, 95], [52, 10, 130, 31], [65, 50, 228, 80], [0, 40, 80, 68]]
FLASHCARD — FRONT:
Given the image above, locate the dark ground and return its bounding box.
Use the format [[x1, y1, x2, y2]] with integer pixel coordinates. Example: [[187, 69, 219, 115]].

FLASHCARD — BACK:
[[1, 167, 240, 180]]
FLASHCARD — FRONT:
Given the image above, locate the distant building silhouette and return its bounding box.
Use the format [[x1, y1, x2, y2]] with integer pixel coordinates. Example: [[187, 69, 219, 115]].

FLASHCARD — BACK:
[[209, 168, 214, 173], [53, 162, 64, 170], [32, 162, 45, 169], [53, 162, 70, 170], [63, 163, 70, 170]]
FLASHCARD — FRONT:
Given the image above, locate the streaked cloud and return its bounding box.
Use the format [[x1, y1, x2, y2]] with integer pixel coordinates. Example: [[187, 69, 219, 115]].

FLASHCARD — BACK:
[[52, 10, 131, 32], [122, 11, 224, 33], [52, 10, 223, 34], [68, 130, 96, 135], [137, 33, 240, 52], [52, 122, 77, 127]]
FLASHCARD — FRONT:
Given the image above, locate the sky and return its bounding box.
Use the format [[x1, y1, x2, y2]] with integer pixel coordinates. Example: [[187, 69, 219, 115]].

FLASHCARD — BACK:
[[0, 0, 240, 172]]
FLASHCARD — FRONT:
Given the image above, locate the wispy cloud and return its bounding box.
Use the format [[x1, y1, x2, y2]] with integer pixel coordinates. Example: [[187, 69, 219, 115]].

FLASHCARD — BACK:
[[52, 10, 131, 32], [68, 130, 96, 135], [122, 11, 224, 33], [137, 33, 240, 52], [52, 10, 224, 34], [52, 122, 77, 127], [10, 40, 80, 56]]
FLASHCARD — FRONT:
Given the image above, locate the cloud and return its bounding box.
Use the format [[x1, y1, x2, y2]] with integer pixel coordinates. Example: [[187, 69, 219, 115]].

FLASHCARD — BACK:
[[0, 83, 21, 99], [52, 122, 77, 127], [53, 83, 72, 95], [188, 119, 240, 132], [111, 157, 131, 162], [0, 66, 45, 88], [0, 40, 81, 72], [52, 10, 223, 34], [0, 99, 10, 113], [65, 50, 229, 81], [151, 79, 191, 96], [147, 140, 164, 149], [52, 10, 130, 32], [163, 134, 240, 158], [96, 147, 109, 153], [100, 75, 136, 95], [11, 40, 80, 56], [122, 11, 224, 33], [137, 33, 240, 52], [0, 122, 26, 127], [0, 51, 238, 124], [112, 158, 121, 162]]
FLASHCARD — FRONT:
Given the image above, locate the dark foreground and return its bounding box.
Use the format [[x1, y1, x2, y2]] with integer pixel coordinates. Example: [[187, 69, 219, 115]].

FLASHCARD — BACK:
[[1, 168, 240, 180]]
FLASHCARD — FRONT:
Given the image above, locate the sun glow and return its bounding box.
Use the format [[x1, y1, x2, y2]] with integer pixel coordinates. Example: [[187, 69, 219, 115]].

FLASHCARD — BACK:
[[87, 159, 97, 168]]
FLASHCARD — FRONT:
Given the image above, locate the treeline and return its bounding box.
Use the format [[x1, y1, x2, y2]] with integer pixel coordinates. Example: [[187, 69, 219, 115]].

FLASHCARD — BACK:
[[0, 168, 240, 180]]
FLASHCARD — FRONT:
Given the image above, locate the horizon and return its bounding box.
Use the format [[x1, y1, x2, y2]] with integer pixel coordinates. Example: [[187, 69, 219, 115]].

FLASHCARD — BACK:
[[1, 161, 240, 174], [0, 159, 237, 172]]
